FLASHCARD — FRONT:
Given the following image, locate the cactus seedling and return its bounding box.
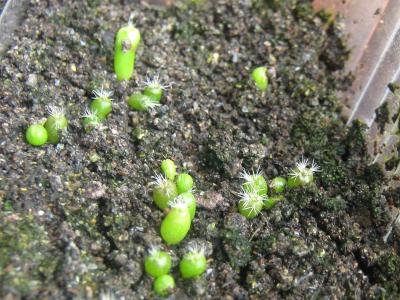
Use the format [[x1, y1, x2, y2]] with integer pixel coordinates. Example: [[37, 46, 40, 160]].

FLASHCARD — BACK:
[[160, 198, 191, 245], [82, 108, 102, 132], [287, 157, 320, 188], [144, 247, 172, 278], [128, 92, 160, 111], [240, 169, 268, 196], [161, 159, 177, 180], [26, 124, 48, 146], [270, 177, 287, 193], [114, 22, 141, 81], [251, 66, 268, 91], [153, 274, 175, 297], [90, 88, 113, 120], [176, 173, 194, 194], [141, 74, 172, 102], [151, 174, 178, 210], [176, 192, 196, 220], [44, 106, 68, 144], [238, 186, 265, 219], [179, 245, 207, 279]]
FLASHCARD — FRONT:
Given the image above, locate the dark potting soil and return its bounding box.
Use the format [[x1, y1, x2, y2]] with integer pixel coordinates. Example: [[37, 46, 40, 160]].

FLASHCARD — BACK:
[[1, 0, 399, 299]]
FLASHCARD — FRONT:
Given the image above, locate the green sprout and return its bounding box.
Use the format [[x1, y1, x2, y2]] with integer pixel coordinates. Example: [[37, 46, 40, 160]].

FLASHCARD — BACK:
[[25, 124, 48, 146], [270, 176, 287, 193], [82, 108, 102, 132], [128, 92, 160, 112], [44, 106, 68, 144], [264, 195, 283, 210], [151, 174, 178, 210], [160, 198, 191, 245], [240, 169, 268, 196], [176, 192, 196, 220], [237, 186, 265, 219], [141, 74, 172, 102], [144, 246, 172, 278], [161, 159, 177, 180], [90, 88, 113, 120], [114, 21, 141, 81], [179, 244, 207, 279], [176, 173, 194, 194], [153, 274, 175, 297], [251, 66, 268, 91], [287, 157, 320, 188]]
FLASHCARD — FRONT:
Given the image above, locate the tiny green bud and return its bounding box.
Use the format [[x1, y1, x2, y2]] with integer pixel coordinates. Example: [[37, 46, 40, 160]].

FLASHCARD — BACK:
[[26, 124, 48, 146], [153, 274, 175, 297], [251, 66, 268, 91], [238, 187, 265, 219], [161, 159, 177, 180], [152, 174, 178, 210], [114, 23, 141, 81], [179, 245, 207, 279], [176, 173, 193, 194], [288, 157, 320, 188], [82, 108, 101, 132], [240, 169, 268, 196], [141, 74, 172, 102], [144, 247, 172, 278], [264, 195, 283, 210], [44, 106, 68, 144], [128, 92, 160, 111], [176, 192, 196, 220], [160, 199, 191, 245], [90, 88, 113, 120], [270, 177, 287, 193]]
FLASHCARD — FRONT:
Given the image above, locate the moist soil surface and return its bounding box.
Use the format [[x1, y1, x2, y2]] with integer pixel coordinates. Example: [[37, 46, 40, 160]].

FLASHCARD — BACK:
[[1, 0, 399, 299]]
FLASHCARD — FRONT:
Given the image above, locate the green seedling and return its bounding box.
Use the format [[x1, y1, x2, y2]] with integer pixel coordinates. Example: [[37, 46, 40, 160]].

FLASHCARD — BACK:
[[270, 177, 287, 193], [264, 195, 284, 210], [26, 124, 48, 146], [176, 173, 194, 194], [251, 66, 268, 91], [238, 186, 265, 219], [153, 274, 175, 297], [82, 108, 102, 132], [160, 198, 191, 245], [161, 159, 177, 180], [90, 88, 113, 120], [44, 106, 68, 144], [176, 192, 196, 220], [144, 247, 172, 278], [287, 157, 320, 188], [240, 169, 268, 196], [128, 92, 160, 111], [114, 22, 141, 81], [179, 245, 207, 279], [141, 74, 172, 102], [152, 174, 178, 210]]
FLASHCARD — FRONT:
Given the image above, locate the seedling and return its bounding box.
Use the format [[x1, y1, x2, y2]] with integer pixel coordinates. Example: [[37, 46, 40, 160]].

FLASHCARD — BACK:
[[176, 173, 194, 194], [26, 124, 48, 146], [128, 92, 160, 111], [264, 195, 283, 210], [90, 88, 113, 120], [175, 192, 196, 220], [114, 21, 141, 81], [240, 169, 268, 196], [160, 198, 191, 245], [237, 186, 265, 219], [287, 157, 320, 188], [82, 108, 101, 132], [144, 246, 172, 278], [140, 74, 173, 102], [153, 274, 175, 297], [44, 106, 68, 144], [151, 174, 178, 210], [161, 159, 177, 180], [179, 244, 207, 279], [251, 66, 268, 91], [270, 177, 287, 193]]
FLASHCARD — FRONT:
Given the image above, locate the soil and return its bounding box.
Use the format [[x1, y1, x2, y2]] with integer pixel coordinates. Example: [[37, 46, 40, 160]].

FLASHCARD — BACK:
[[1, 0, 399, 299]]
